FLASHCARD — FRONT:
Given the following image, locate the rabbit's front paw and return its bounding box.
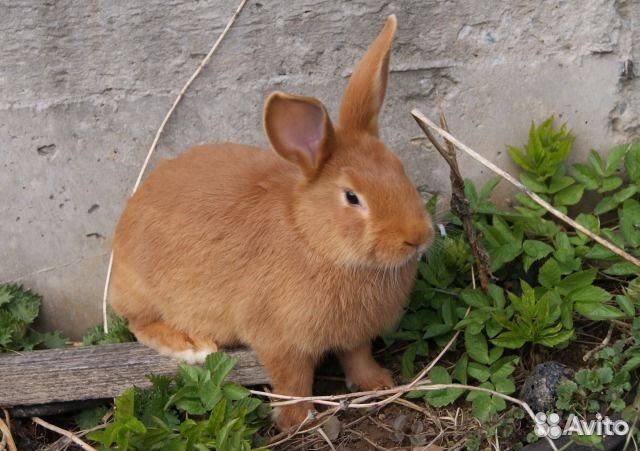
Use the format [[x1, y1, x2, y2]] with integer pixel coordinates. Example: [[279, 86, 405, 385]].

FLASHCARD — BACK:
[[273, 402, 315, 430], [346, 367, 394, 392]]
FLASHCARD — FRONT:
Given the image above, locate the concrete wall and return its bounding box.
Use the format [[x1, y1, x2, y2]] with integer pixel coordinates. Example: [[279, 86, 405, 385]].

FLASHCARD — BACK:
[[2, 0, 638, 338]]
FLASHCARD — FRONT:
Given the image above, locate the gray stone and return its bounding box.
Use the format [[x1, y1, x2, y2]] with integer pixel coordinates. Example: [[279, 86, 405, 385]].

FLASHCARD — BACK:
[[1, 0, 639, 337], [521, 361, 574, 413]]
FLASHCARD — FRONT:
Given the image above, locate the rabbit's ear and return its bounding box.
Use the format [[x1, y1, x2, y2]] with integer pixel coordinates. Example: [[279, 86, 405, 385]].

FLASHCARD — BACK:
[[339, 15, 397, 137], [264, 91, 335, 179]]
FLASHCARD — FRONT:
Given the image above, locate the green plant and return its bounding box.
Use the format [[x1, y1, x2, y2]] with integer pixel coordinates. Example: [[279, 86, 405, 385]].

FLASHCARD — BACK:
[[491, 281, 573, 349], [388, 116, 640, 450], [508, 117, 575, 184], [0, 284, 70, 351], [83, 314, 135, 345], [88, 352, 269, 451]]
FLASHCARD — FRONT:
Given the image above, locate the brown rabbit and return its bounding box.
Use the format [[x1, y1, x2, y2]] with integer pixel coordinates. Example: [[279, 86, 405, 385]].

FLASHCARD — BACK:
[[109, 15, 433, 429]]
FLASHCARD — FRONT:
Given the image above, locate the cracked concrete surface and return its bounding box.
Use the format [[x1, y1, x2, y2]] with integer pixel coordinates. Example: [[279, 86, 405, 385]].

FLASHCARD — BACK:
[[1, 0, 638, 337]]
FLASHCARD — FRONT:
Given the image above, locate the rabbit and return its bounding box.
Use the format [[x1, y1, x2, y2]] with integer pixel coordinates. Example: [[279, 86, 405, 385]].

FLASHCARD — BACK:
[[109, 14, 434, 430]]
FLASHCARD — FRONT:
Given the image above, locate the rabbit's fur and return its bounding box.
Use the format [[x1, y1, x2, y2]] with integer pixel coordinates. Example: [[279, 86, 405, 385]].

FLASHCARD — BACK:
[[110, 15, 433, 429]]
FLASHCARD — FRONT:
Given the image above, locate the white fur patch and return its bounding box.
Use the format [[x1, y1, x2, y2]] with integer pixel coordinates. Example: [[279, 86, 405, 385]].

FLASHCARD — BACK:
[[159, 347, 215, 364]]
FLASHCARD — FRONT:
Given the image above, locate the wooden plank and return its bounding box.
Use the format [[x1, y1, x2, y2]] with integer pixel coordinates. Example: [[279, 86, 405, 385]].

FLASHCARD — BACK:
[[0, 342, 268, 407]]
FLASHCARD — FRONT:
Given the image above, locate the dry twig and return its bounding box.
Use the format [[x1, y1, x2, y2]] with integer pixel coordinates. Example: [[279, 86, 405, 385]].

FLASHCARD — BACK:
[[102, 0, 249, 332], [0, 417, 16, 451], [255, 380, 558, 451], [32, 417, 97, 451], [317, 427, 337, 451], [411, 109, 640, 268], [413, 108, 492, 293], [583, 323, 614, 362], [0, 409, 16, 451]]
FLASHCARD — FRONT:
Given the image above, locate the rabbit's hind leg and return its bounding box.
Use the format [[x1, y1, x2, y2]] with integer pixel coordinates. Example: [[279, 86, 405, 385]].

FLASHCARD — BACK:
[[129, 320, 218, 365]]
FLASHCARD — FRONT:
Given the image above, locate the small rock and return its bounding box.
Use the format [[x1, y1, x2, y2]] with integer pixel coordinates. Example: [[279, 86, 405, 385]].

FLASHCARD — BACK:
[[321, 416, 341, 441], [391, 414, 407, 444], [520, 361, 573, 413], [392, 414, 407, 432]]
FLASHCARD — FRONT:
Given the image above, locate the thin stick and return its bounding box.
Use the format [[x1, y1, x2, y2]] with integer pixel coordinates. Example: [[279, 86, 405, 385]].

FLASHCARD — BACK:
[[32, 417, 97, 451], [0, 417, 16, 451], [101, 0, 249, 332], [430, 107, 491, 293], [317, 427, 337, 451], [411, 109, 640, 268], [254, 381, 558, 451], [583, 323, 614, 362]]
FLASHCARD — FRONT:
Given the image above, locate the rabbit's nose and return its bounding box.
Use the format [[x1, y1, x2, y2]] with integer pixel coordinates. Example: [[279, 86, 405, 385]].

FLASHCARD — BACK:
[[403, 222, 431, 250]]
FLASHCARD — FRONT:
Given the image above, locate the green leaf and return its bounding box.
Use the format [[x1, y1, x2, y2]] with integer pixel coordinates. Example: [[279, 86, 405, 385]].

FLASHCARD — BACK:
[[575, 213, 600, 242], [488, 284, 506, 309], [424, 366, 464, 407], [423, 323, 452, 339], [485, 318, 503, 338], [517, 217, 557, 237], [37, 331, 70, 349], [489, 356, 519, 379], [178, 365, 202, 385], [515, 192, 543, 211], [613, 185, 639, 203], [538, 258, 561, 288], [594, 196, 620, 215], [605, 144, 629, 175], [508, 145, 534, 173], [464, 179, 479, 207], [574, 302, 625, 321], [491, 331, 526, 349], [624, 142, 640, 183], [536, 328, 573, 347], [602, 228, 626, 248], [585, 244, 616, 260], [620, 199, 640, 248], [488, 346, 504, 364], [205, 353, 238, 386], [571, 163, 599, 190], [467, 362, 491, 382], [175, 399, 206, 415], [465, 329, 490, 364], [222, 381, 249, 401], [460, 288, 490, 308], [598, 176, 623, 193], [556, 268, 597, 295], [621, 356, 640, 373], [589, 149, 605, 176], [604, 262, 640, 276], [570, 286, 611, 303], [489, 243, 522, 272], [216, 418, 240, 449], [454, 354, 468, 384], [8, 295, 40, 324], [401, 343, 417, 379], [0, 288, 11, 307], [523, 240, 554, 260], [548, 176, 575, 193], [492, 377, 516, 394], [520, 172, 548, 193], [471, 394, 494, 422], [553, 183, 584, 206], [479, 176, 502, 199], [75, 406, 109, 430], [615, 295, 635, 316]]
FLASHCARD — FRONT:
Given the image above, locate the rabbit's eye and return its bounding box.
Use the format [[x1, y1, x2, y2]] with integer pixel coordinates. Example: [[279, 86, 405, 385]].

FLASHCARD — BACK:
[[344, 190, 360, 206]]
